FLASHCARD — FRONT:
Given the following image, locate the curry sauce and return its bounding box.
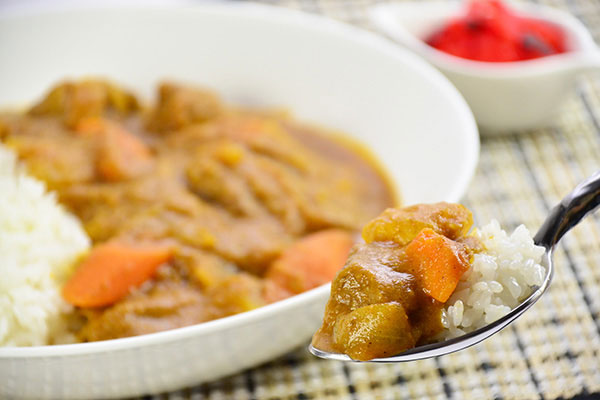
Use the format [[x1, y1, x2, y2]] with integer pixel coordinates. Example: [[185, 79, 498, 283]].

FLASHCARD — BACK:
[[0, 79, 395, 342]]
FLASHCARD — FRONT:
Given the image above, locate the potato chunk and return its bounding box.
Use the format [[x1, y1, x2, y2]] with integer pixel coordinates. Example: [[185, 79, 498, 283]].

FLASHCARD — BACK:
[[362, 202, 473, 245], [311, 242, 417, 354], [330, 243, 417, 311], [333, 302, 415, 361]]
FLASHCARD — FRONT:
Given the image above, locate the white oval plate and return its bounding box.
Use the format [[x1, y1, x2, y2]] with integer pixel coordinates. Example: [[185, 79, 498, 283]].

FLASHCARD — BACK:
[[0, 3, 479, 399]]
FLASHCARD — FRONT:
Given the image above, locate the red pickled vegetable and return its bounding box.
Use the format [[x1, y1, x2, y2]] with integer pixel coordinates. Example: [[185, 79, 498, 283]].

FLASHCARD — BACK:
[[425, 0, 567, 62]]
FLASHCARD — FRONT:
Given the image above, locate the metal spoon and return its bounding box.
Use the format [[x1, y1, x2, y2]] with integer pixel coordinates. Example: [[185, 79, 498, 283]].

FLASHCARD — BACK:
[[309, 171, 600, 362]]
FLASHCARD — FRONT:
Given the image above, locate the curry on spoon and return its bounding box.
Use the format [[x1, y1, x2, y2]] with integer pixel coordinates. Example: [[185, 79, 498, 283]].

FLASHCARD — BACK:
[[310, 171, 600, 362]]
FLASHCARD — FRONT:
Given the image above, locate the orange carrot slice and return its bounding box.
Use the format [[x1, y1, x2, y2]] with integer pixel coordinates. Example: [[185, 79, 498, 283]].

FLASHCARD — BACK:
[[262, 279, 294, 304], [73, 117, 106, 136], [97, 125, 153, 181], [405, 228, 471, 303], [74, 117, 153, 181], [266, 229, 354, 294], [62, 242, 173, 308]]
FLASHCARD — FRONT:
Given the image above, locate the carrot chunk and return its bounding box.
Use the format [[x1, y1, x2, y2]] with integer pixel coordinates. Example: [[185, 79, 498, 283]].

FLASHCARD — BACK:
[[74, 117, 153, 181], [73, 117, 107, 136], [266, 229, 354, 294], [62, 242, 173, 308], [262, 280, 294, 304], [97, 125, 153, 181], [405, 228, 471, 303]]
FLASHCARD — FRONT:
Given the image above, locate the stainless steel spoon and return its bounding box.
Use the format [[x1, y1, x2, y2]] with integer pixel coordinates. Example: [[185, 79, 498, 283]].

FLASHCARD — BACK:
[[309, 171, 600, 362]]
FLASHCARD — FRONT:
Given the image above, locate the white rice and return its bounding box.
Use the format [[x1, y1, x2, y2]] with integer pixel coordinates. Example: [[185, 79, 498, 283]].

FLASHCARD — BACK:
[[0, 146, 90, 347], [442, 220, 546, 338]]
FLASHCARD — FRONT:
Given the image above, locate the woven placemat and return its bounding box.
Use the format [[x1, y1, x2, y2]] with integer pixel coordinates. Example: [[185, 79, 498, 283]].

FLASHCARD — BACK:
[[144, 1, 600, 399]]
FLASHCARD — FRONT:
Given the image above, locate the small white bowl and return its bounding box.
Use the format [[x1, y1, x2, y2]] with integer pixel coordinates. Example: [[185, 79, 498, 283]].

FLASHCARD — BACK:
[[369, 1, 600, 133]]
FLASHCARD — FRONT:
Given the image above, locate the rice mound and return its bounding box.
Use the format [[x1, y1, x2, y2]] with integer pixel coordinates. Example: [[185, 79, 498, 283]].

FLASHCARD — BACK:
[[0, 146, 90, 347], [442, 220, 546, 338]]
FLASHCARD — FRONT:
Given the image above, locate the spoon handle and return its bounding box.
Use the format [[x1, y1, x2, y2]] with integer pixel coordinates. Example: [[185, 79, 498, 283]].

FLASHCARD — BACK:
[[534, 170, 600, 248]]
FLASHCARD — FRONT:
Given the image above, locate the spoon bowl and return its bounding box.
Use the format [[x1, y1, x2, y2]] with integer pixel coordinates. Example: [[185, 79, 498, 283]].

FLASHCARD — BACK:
[[310, 170, 600, 362]]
